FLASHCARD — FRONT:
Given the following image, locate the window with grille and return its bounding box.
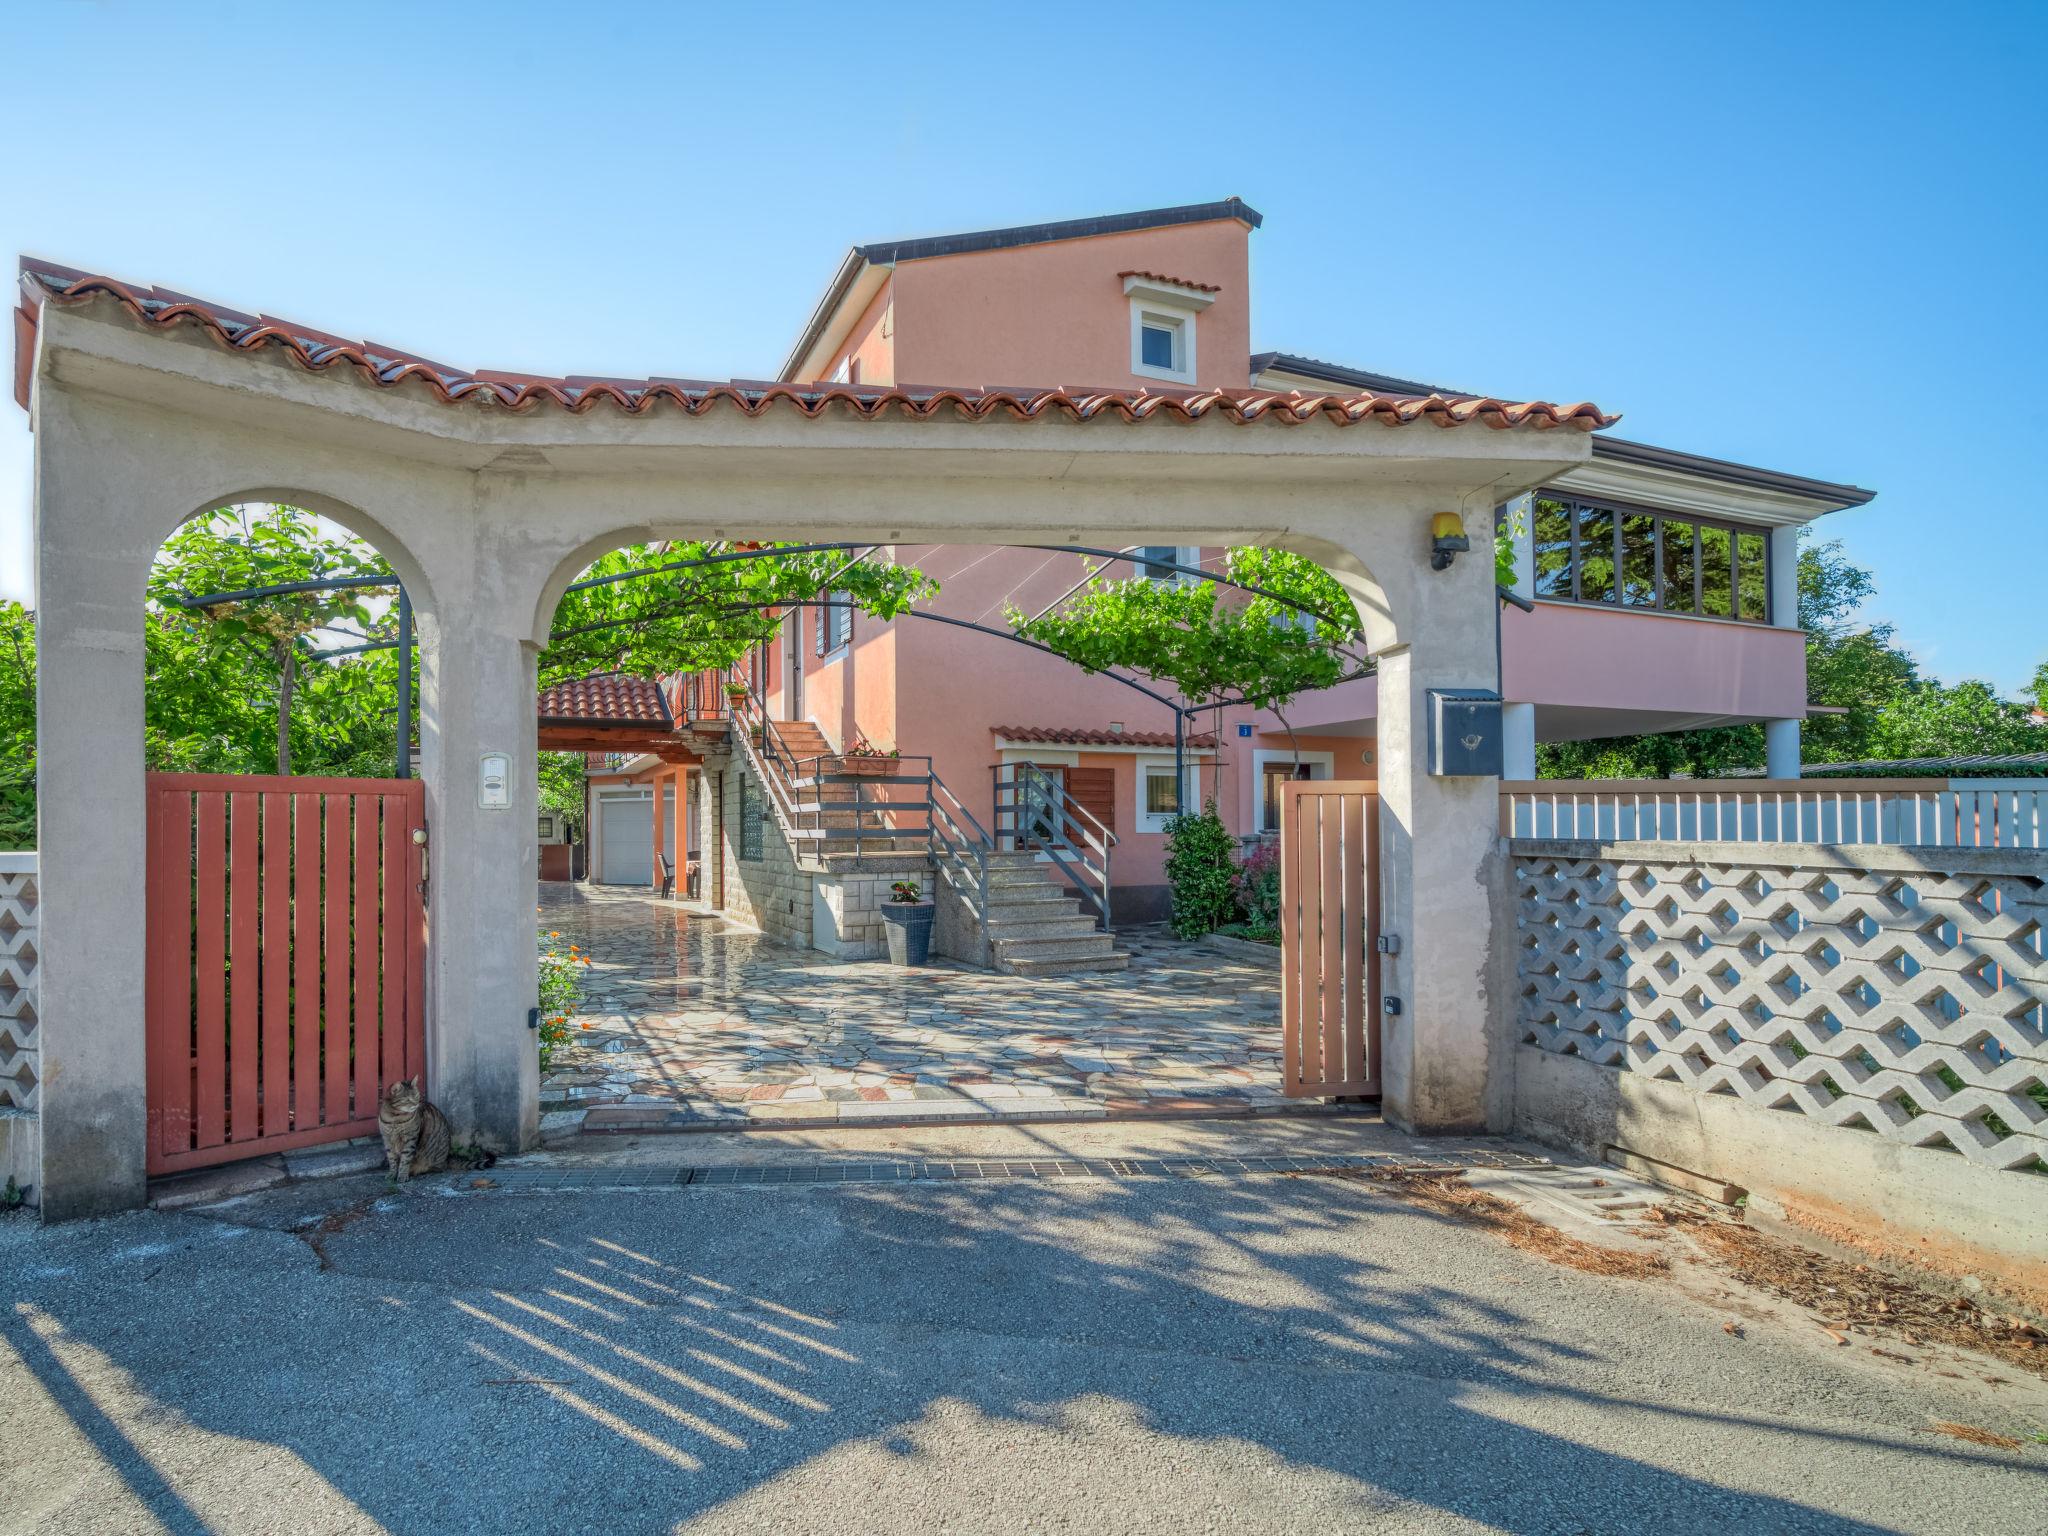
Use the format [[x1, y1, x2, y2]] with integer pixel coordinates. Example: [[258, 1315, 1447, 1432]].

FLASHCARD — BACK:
[[738, 775, 765, 862], [815, 591, 853, 657]]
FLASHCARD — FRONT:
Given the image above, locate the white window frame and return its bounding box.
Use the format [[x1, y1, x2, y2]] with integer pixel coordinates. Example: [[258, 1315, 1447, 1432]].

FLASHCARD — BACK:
[[1133, 545, 1202, 587], [1251, 748, 1335, 834], [1123, 275, 1214, 387], [1136, 754, 1197, 834]]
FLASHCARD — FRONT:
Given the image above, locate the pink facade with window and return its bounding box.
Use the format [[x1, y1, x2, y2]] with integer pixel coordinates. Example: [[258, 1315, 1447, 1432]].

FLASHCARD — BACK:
[[654, 198, 1871, 917]]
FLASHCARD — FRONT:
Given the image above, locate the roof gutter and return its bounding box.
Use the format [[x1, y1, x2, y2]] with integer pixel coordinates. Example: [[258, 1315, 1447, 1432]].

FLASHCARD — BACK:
[[779, 247, 872, 384], [1588, 436, 1875, 510]]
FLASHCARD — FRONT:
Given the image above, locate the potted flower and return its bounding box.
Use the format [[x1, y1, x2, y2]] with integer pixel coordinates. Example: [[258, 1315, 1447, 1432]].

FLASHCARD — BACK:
[[723, 680, 750, 705], [839, 733, 900, 778], [880, 879, 935, 966]]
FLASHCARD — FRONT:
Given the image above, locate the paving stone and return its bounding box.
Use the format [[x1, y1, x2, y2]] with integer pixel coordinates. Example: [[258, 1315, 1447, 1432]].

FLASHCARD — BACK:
[[541, 885, 1294, 1132]]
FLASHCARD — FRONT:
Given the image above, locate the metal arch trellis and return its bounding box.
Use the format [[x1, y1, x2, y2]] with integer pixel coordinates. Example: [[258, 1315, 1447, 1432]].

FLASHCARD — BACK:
[[169, 538, 1410, 800]]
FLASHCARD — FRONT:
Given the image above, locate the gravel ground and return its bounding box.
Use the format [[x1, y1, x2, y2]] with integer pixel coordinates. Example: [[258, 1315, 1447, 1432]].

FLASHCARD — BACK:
[[3, 1165, 2044, 1535]]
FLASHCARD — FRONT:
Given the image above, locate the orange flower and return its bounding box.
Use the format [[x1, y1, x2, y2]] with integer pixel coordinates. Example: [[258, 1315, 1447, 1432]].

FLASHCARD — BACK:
[[579, 1022, 593, 1029]]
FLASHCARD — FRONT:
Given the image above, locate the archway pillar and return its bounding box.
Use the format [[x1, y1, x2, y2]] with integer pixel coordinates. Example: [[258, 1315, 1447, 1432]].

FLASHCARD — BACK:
[[1321, 517, 1512, 1135], [31, 387, 156, 1219], [411, 537, 542, 1160]]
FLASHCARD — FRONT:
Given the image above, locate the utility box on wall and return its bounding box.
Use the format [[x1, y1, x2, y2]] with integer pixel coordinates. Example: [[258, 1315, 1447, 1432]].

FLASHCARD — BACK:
[[1426, 689, 1504, 777]]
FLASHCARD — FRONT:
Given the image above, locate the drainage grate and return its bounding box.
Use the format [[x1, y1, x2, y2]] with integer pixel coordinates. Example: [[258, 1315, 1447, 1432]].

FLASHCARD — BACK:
[[465, 1146, 1554, 1193]]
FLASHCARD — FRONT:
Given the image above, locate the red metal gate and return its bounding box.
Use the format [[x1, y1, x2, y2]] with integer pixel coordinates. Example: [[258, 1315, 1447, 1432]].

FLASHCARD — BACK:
[[146, 773, 426, 1174], [1278, 780, 1380, 1097]]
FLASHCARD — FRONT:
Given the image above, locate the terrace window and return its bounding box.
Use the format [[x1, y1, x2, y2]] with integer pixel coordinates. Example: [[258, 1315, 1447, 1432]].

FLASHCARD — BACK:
[[1527, 493, 1771, 623]]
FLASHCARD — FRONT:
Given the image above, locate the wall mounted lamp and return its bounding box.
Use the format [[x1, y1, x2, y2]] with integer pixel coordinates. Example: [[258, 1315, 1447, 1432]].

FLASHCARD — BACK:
[[1430, 512, 1471, 572]]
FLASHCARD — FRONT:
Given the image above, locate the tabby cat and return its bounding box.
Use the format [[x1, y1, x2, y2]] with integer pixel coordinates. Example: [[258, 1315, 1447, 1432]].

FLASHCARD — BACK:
[[378, 1077, 493, 1181]]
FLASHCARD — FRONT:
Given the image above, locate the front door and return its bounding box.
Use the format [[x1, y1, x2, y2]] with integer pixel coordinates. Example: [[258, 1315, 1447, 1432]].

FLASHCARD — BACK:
[[784, 610, 804, 719]]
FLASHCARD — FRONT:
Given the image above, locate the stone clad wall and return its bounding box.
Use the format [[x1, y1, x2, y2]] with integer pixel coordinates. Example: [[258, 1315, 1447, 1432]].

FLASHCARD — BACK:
[[713, 755, 812, 950]]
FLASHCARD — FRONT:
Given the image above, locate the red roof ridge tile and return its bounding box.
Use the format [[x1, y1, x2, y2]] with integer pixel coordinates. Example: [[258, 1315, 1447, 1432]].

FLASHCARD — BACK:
[[1117, 269, 1223, 293], [993, 724, 1220, 749], [15, 260, 1618, 432]]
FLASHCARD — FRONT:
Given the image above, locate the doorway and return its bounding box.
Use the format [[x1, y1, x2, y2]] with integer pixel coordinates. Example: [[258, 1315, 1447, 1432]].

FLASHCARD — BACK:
[[784, 607, 804, 720]]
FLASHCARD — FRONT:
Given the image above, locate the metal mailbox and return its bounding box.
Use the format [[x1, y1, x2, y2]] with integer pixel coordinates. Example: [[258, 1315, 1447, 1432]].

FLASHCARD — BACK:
[[1426, 689, 1504, 777]]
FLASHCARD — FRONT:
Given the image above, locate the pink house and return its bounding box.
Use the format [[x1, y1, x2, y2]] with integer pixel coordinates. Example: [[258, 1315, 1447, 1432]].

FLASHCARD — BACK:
[[556, 198, 1870, 931]]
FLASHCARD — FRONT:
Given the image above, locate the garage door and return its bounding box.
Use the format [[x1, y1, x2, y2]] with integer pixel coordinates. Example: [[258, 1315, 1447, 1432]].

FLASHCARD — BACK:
[[599, 796, 653, 885]]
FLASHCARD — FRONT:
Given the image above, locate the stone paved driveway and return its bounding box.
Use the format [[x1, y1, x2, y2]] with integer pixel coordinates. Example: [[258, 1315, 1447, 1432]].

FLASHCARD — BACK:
[[539, 884, 1290, 1130]]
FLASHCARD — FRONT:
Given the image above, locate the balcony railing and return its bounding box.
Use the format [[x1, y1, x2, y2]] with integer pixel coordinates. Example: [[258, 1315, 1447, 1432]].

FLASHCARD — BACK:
[[1501, 778, 2047, 848]]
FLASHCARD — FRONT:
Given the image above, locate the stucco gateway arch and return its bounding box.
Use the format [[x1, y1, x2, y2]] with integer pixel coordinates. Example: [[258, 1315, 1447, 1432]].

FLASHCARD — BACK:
[[20, 271, 1610, 1217]]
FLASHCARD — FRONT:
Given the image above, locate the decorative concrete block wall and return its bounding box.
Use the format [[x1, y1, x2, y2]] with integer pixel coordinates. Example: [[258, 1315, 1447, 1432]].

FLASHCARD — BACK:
[[1510, 838, 2048, 1290], [1513, 840, 2046, 1174], [0, 852, 39, 1201], [0, 853, 37, 1112]]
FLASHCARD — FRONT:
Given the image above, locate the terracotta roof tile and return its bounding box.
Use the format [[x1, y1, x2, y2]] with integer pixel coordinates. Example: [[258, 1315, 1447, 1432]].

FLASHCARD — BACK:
[[995, 725, 1218, 749], [1118, 270, 1222, 293], [15, 260, 1618, 432], [538, 672, 672, 726]]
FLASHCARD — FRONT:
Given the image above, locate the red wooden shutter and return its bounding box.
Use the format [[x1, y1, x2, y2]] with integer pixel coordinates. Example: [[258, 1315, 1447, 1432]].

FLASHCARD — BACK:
[[1066, 766, 1117, 837]]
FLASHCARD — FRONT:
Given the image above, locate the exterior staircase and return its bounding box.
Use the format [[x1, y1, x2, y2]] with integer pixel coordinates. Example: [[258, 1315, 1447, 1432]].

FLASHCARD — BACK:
[[979, 850, 1129, 975], [705, 668, 1128, 975]]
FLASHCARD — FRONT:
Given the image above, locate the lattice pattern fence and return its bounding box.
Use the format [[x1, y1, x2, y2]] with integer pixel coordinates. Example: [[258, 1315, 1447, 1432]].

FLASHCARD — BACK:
[[0, 853, 37, 1114], [1512, 840, 2048, 1173]]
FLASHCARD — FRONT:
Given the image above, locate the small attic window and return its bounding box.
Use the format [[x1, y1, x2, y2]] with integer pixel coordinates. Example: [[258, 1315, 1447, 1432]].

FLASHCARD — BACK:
[[1140, 319, 1179, 371], [1123, 273, 1213, 386]]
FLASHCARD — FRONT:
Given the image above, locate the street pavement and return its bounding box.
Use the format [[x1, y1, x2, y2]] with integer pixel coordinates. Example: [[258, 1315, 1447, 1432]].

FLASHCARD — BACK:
[[3, 1152, 2043, 1534]]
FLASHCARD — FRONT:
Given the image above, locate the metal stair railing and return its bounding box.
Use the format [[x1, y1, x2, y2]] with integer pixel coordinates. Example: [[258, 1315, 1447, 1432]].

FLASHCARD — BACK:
[[991, 761, 1115, 932], [927, 773, 992, 934], [790, 754, 939, 857], [717, 666, 818, 852]]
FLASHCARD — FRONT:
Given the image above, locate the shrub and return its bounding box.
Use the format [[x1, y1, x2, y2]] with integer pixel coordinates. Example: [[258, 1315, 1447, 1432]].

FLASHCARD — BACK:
[[537, 928, 588, 1071], [1235, 839, 1282, 941], [1163, 801, 1238, 939]]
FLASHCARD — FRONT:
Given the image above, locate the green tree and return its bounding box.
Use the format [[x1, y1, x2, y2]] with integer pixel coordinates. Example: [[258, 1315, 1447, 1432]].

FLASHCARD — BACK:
[[0, 603, 34, 849], [542, 541, 937, 688], [1007, 548, 1366, 763], [149, 505, 395, 774], [1863, 679, 2047, 762], [2028, 659, 2048, 715], [538, 752, 588, 836]]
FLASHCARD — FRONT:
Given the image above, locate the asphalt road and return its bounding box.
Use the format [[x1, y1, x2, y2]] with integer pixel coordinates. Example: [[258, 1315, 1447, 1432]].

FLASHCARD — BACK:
[[3, 1167, 2042, 1534]]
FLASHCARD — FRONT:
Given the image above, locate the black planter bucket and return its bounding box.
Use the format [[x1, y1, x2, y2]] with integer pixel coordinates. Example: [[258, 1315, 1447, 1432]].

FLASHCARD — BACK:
[[881, 902, 935, 966]]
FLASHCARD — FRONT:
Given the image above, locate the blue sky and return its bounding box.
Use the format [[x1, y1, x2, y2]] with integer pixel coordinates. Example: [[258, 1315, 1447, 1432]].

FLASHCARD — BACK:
[[3, 1, 2042, 694]]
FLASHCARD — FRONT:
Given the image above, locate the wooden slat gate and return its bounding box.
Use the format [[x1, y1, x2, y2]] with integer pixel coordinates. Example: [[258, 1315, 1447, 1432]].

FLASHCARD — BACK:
[[1279, 780, 1380, 1098], [146, 773, 426, 1175]]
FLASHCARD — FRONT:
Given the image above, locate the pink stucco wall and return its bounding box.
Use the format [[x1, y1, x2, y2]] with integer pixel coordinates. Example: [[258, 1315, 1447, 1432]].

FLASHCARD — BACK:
[[888, 219, 1252, 390], [1501, 603, 1808, 719], [819, 275, 895, 385]]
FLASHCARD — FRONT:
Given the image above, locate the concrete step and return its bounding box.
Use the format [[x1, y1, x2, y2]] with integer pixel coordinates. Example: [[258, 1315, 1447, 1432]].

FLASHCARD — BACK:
[[998, 951, 1132, 977], [978, 884, 1081, 909], [990, 932, 1122, 962], [987, 909, 1105, 933], [985, 911, 1104, 939], [985, 865, 1071, 887]]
